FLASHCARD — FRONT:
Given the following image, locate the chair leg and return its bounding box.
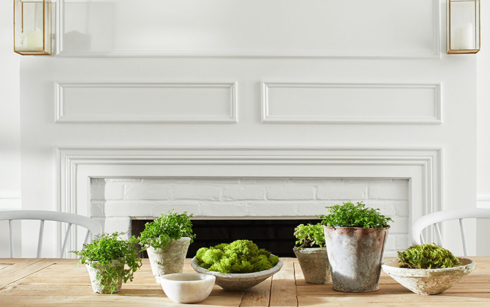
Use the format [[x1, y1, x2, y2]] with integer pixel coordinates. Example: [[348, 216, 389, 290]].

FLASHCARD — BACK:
[[459, 219, 468, 256], [8, 220, 13, 258], [37, 220, 45, 258]]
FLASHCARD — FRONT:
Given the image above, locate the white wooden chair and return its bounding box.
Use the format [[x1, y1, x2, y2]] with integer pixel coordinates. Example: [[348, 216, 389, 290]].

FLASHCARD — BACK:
[[411, 208, 490, 256], [0, 210, 102, 258]]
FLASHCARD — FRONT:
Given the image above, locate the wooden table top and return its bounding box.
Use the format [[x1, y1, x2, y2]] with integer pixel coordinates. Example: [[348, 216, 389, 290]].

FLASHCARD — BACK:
[[0, 257, 489, 306]]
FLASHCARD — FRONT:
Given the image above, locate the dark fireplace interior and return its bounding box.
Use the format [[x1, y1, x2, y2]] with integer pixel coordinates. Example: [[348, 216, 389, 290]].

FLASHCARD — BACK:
[[132, 219, 322, 258]]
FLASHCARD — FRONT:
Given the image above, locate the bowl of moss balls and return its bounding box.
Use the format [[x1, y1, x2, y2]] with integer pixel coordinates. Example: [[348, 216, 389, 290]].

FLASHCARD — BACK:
[[382, 243, 475, 295], [191, 240, 283, 291]]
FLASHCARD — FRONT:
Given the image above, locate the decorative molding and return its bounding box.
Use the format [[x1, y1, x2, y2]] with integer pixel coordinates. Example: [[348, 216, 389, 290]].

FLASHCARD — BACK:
[[56, 51, 442, 59], [54, 82, 238, 123], [56, 146, 442, 257], [0, 190, 22, 211], [55, 0, 440, 59], [477, 194, 490, 209], [261, 82, 443, 124]]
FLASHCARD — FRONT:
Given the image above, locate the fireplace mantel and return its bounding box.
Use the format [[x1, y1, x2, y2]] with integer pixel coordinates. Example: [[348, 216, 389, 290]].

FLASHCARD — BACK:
[[55, 146, 441, 257]]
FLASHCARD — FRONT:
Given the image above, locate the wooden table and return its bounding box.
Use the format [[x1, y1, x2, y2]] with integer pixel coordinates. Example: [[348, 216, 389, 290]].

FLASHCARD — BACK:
[[1, 257, 489, 306]]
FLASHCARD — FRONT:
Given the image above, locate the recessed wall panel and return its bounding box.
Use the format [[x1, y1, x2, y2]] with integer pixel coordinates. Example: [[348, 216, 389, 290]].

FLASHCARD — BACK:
[[55, 83, 237, 123], [59, 0, 439, 57], [262, 83, 442, 124]]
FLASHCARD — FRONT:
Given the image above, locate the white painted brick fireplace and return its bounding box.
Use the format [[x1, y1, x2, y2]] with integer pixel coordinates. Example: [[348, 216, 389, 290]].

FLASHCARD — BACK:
[[91, 177, 410, 256], [55, 147, 441, 258]]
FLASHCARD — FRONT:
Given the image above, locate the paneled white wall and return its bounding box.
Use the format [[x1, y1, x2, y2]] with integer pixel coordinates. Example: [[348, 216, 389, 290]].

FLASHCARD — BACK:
[[20, 0, 478, 257]]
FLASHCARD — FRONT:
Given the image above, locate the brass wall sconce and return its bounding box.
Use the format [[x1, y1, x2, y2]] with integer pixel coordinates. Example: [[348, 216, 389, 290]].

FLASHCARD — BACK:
[[14, 0, 52, 55], [447, 0, 480, 54]]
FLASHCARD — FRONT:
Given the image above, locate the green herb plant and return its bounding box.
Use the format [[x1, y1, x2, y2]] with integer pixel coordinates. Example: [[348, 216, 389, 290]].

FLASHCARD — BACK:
[[71, 232, 142, 294], [294, 223, 325, 248], [138, 210, 195, 250], [319, 201, 393, 229], [398, 243, 461, 269], [196, 240, 280, 274]]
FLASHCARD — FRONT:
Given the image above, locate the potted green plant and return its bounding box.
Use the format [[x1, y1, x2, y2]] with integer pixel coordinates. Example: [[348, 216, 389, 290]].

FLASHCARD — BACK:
[[138, 210, 195, 276], [71, 232, 142, 294], [293, 223, 331, 284], [382, 244, 475, 295], [320, 201, 392, 292]]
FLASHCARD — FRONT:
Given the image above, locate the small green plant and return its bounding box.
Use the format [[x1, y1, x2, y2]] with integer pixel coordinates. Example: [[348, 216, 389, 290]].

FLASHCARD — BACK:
[[398, 243, 461, 269], [196, 240, 280, 274], [71, 232, 142, 294], [294, 223, 325, 248], [319, 201, 393, 229], [138, 210, 195, 250]]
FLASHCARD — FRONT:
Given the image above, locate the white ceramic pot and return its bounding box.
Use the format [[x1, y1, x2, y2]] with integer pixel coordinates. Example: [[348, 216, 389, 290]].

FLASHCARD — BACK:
[[147, 237, 191, 276], [382, 258, 475, 295], [157, 273, 215, 304], [86, 260, 124, 294], [191, 256, 283, 291]]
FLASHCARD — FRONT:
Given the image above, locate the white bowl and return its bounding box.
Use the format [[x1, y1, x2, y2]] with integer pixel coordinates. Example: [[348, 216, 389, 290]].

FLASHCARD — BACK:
[[382, 258, 475, 295], [157, 273, 215, 304], [191, 256, 283, 291]]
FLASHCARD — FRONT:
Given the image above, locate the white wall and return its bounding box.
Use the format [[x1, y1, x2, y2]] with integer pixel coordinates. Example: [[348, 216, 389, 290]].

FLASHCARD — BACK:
[[0, 0, 22, 257], [0, 0, 21, 209], [477, 0, 490, 255], [19, 0, 478, 257]]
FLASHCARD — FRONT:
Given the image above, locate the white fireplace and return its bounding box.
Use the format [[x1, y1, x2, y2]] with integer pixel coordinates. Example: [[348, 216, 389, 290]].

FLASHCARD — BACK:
[[91, 177, 410, 257], [55, 147, 441, 258]]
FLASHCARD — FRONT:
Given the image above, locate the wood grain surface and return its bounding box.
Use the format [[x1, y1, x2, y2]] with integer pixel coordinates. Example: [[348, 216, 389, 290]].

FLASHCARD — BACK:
[[0, 257, 489, 306]]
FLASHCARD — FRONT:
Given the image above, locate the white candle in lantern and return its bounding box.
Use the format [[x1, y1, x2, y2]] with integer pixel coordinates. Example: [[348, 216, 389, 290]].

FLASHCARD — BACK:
[[452, 23, 474, 50], [19, 27, 43, 51]]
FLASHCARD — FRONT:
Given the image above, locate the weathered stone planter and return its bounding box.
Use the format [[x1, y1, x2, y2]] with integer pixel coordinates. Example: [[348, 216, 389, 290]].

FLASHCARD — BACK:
[[191, 256, 283, 291], [323, 225, 389, 293], [293, 247, 332, 284], [147, 237, 191, 276], [86, 260, 124, 294], [382, 258, 475, 295]]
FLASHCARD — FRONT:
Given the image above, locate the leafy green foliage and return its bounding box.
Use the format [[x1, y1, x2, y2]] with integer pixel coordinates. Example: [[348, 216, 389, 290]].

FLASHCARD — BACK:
[[195, 240, 280, 274], [398, 243, 461, 269], [319, 201, 393, 228], [294, 223, 325, 248], [71, 232, 142, 293], [138, 210, 195, 250]]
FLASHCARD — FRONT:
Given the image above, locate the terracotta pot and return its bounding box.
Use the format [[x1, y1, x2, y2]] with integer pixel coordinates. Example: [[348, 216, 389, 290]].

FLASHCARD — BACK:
[[293, 247, 332, 284], [147, 237, 191, 276], [86, 260, 124, 294], [323, 225, 389, 292]]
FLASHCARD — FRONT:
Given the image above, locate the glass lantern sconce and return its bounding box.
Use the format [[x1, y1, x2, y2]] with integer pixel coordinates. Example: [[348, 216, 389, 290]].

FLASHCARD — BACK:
[[447, 0, 480, 54], [14, 0, 52, 55]]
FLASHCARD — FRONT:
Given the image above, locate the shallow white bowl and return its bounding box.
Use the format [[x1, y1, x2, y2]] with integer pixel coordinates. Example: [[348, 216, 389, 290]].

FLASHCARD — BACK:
[[157, 273, 215, 304], [191, 256, 283, 291], [382, 258, 475, 295]]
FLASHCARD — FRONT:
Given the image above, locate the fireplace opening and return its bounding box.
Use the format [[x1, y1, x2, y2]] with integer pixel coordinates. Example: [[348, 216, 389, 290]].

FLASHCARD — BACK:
[[132, 218, 322, 258]]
